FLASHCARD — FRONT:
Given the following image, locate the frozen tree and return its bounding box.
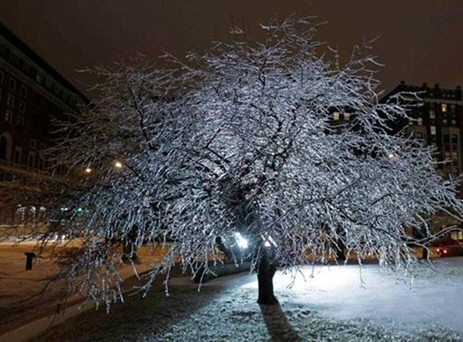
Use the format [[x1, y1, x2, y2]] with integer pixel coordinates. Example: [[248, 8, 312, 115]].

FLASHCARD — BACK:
[[37, 18, 463, 306]]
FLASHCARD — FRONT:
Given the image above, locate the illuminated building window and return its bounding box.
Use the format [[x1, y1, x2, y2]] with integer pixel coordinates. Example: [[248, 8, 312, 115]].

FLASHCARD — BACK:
[[430, 126, 436, 135], [333, 112, 340, 121], [417, 117, 423, 126], [441, 103, 447, 112], [429, 109, 435, 119], [344, 113, 351, 121]]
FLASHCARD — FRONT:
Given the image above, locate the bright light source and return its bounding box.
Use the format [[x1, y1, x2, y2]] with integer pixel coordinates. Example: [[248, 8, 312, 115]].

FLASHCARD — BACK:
[[85, 167, 92, 174], [388, 152, 396, 159], [234, 232, 249, 249], [263, 235, 278, 248], [114, 160, 123, 169]]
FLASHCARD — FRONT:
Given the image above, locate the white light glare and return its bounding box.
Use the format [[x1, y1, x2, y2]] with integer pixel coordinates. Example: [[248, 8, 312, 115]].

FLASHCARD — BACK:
[[234, 232, 249, 249], [263, 235, 278, 248]]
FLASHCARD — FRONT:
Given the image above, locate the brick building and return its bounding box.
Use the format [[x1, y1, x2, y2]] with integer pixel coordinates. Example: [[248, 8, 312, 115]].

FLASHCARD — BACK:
[[383, 81, 463, 178], [0, 22, 88, 224]]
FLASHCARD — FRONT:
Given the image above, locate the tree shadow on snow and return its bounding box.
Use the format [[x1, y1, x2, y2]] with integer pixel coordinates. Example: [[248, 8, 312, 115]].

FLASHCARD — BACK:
[[259, 303, 302, 341]]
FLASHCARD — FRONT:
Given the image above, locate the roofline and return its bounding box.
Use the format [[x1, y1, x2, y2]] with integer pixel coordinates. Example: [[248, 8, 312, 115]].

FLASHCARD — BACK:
[[0, 20, 89, 103]]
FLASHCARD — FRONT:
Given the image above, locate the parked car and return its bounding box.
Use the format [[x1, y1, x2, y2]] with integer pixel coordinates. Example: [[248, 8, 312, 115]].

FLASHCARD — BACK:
[[430, 238, 463, 257]]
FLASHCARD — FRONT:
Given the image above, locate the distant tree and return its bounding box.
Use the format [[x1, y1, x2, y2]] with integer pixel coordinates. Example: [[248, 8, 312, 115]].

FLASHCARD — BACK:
[[32, 18, 463, 307]]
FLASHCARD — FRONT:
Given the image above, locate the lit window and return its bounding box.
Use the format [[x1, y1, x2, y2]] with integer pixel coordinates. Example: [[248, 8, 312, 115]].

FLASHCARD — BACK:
[[430, 126, 436, 135], [441, 103, 447, 112], [4, 110, 13, 123], [344, 113, 351, 121], [429, 109, 435, 119], [417, 117, 423, 126], [333, 112, 340, 121]]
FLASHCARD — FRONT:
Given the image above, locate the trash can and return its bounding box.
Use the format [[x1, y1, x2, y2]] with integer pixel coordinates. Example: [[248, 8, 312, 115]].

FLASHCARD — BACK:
[[24, 252, 36, 270]]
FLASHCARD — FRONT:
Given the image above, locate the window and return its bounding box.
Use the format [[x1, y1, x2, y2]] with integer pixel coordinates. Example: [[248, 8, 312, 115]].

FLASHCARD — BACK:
[[6, 94, 14, 107], [344, 113, 351, 121], [19, 85, 27, 99], [415, 132, 424, 141], [441, 103, 448, 112], [19, 101, 26, 113], [38, 156, 45, 170], [29, 139, 37, 149], [16, 115, 24, 128], [451, 119, 457, 126], [429, 109, 435, 119], [443, 118, 448, 126], [13, 146, 22, 164], [450, 104, 456, 113], [27, 151, 36, 168], [8, 78, 16, 91], [417, 117, 423, 126], [333, 112, 340, 121], [430, 126, 436, 135], [4, 110, 13, 123]]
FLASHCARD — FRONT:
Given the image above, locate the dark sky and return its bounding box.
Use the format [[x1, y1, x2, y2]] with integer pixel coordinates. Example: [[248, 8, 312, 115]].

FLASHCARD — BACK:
[[0, 0, 462, 96]]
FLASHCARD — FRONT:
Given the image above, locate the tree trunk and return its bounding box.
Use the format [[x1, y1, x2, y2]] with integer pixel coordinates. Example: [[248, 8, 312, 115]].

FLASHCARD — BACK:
[[257, 249, 278, 305]]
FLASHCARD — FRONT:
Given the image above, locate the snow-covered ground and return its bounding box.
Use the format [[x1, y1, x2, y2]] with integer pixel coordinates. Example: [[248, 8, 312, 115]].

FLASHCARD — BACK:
[[31, 258, 463, 342], [150, 258, 463, 341]]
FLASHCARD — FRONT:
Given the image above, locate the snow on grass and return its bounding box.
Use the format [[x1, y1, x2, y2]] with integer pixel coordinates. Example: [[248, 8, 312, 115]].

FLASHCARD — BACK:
[[34, 260, 463, 341]]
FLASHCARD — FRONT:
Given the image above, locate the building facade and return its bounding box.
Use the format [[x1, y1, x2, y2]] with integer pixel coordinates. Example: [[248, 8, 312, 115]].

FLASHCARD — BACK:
[[384, 81, 463, 178], [0, 22, 88, 224]]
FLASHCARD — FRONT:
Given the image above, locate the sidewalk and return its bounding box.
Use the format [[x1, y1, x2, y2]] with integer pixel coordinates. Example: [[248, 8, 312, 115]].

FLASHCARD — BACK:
[[0, 240, 168, 340]]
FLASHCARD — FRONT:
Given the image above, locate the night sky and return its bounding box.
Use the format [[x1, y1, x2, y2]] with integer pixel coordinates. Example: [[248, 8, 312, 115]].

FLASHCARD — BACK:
[[0, 0, 462, 96]]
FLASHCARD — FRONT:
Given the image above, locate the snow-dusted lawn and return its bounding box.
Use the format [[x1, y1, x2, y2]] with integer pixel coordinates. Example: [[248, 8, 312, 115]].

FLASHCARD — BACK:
[[35, 258, 463, 342]]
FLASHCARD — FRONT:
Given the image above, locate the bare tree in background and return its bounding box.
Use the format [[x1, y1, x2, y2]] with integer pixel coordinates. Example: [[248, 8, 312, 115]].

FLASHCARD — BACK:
[[23, 18, 463, 307]]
